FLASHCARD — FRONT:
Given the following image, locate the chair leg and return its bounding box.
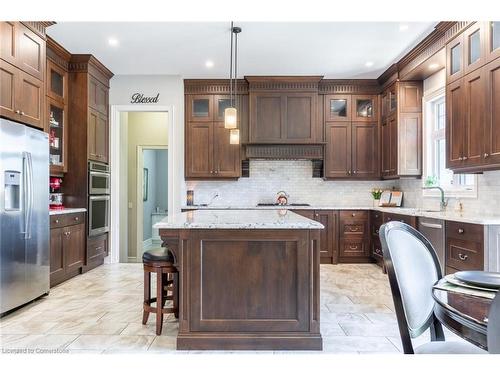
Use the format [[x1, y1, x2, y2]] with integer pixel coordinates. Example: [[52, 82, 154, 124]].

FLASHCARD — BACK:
[[173, 272, 179, 319], [142, 269, 150, 325], [156, 270, 163, 335]]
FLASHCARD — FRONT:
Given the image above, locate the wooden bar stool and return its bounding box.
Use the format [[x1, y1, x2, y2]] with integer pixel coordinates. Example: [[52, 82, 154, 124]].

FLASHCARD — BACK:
[[142, 248, 179, 335]]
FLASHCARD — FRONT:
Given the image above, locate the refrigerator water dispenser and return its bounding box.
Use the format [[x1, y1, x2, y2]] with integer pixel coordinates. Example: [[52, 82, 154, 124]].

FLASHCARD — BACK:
[[4, 170, 21, 211]]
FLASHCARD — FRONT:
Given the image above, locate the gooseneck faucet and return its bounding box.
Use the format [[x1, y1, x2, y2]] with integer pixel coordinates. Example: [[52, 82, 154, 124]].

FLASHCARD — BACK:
[[422, 186, 448, 211]]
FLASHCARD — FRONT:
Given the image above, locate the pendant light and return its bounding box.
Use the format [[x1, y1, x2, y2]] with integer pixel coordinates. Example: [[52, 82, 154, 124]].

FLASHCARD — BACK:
[[225, 22, 242, 145]]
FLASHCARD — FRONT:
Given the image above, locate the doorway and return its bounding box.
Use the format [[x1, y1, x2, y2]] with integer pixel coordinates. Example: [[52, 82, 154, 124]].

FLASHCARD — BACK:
[[110, 107, 174, 264], [137, 146, 168, 258]]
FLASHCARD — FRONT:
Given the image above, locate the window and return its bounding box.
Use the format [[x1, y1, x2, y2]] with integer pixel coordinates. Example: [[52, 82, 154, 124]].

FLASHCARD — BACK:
[[423, 90, 477, 197]]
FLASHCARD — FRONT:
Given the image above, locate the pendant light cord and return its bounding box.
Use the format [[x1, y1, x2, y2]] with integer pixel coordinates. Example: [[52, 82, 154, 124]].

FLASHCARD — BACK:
[[229, 21, 234, 108], [234, 26, 238, 111]]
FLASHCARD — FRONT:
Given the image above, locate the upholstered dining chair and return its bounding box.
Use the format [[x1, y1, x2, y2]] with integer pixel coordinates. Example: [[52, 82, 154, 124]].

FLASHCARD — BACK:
[[379, 221, 485, 354], [488, 292, 500, 353]]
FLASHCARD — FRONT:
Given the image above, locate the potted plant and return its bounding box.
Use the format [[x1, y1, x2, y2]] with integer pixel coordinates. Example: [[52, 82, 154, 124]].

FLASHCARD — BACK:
[[371, 188, 383, 207]]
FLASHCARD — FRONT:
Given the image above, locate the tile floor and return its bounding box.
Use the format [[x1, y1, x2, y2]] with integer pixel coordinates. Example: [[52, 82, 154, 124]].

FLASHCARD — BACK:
[[0, 263, 462, 354]]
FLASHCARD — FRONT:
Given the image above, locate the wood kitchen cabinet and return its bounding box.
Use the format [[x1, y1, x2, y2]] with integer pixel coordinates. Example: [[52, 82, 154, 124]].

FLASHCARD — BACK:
[[46, 37, 71, 174], [351, 95, 377, 122], [446, 54, 500, 172], [324, 94, 351, 122], [325, 121, 378, 179], [50, 212, 86, 287], [445, 221, 484, 275], [85, 233, 108, 272], [68, 54, 112, 165], [292, 209, 338, 264], [485, 21, 500, 63], [0, 22, 47, 130], [247, 76, 322, 144], [380, 81, 422, 179], [0, 59, 44, 129], [185, 90, 243, 179], [338, 210, 371, 263]]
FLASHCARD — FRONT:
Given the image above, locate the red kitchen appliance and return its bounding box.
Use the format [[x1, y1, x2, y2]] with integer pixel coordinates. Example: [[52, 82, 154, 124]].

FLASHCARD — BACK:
[[49, 177, 64, 209]]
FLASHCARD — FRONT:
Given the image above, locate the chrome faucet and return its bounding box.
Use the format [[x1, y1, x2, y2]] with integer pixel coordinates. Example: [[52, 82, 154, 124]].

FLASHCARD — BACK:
[[422, 186, 448, 211]]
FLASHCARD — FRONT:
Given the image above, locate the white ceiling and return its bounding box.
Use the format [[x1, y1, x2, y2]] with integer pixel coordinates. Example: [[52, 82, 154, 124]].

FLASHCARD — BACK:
[[47, 22, 437, 78]]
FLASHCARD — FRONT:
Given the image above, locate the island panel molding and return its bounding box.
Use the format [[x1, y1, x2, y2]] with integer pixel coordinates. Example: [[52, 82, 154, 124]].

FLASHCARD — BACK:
[[160, 227, 322, 350]]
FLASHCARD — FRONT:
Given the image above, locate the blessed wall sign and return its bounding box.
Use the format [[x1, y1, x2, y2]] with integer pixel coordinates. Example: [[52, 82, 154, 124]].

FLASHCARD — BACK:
[[130, 93, 160, 104]]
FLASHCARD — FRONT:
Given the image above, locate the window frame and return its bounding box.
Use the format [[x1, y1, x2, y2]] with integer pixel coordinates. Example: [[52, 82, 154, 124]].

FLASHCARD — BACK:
[[422, 87, 477, 198]]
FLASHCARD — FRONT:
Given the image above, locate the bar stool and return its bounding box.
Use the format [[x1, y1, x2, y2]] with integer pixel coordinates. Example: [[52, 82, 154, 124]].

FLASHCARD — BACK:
[[142, 247, 179, 335]]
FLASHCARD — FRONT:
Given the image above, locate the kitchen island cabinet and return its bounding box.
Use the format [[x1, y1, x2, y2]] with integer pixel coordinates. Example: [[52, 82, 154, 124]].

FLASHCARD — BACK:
[[155, 209, 323, 350]]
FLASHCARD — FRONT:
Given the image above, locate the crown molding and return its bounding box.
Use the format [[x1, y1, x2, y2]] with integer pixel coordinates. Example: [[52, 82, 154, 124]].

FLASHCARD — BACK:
[[184, 79, 248, 94], [319, 79, 381, 94]]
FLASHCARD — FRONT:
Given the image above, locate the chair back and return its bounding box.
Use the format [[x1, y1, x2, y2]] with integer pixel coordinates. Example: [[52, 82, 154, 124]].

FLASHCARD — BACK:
[[379, 221, 444, 353], [488, 292, 500, 353]]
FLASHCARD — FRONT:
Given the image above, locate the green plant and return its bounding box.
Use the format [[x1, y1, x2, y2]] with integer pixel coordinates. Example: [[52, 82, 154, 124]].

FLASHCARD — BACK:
[[371, 188, 383, 200], [424, 175, 438, 187]]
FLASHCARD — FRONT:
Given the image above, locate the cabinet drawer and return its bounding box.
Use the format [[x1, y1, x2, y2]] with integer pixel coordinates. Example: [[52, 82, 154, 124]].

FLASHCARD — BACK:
[[446, 238, 483, 271], [339, 239, 368, 257], [342, 223, 365, 236], [383, 213, 417, 227], [340, 210, 368, 220], [50, 212, 85, 228], [446, 221, 483, 242], [87, 234, 107, 261]]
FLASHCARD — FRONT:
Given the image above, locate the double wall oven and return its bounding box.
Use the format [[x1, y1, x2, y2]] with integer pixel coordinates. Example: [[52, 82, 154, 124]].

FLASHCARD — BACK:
[[88, 161, 110, 237]]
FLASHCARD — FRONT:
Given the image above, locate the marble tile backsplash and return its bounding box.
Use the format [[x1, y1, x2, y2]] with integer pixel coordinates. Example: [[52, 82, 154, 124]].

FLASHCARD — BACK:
[[186, 160, 500, 216], [186, 160, 398, 207]]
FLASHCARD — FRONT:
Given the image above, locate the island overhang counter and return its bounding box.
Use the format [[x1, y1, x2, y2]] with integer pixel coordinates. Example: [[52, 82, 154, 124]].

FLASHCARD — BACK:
[[153, 209, 324, 350]]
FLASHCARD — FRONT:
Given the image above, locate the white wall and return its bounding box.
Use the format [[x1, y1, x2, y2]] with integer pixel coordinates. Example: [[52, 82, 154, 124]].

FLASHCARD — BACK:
[[110, 74, 185, 211]]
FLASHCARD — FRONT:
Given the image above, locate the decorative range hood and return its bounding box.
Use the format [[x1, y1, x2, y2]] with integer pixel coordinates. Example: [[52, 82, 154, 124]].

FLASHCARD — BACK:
[[245, 76, 324, 160], [245, 144, 324, 160]]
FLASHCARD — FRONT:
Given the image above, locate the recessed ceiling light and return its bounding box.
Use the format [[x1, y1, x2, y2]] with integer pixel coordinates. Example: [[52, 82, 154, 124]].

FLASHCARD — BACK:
[[399, 24, 409, 31], [429, 63, 440, 69], [108, 37, 119, 47], [365, 61, 374, 67], [205, 60, 214, 68]]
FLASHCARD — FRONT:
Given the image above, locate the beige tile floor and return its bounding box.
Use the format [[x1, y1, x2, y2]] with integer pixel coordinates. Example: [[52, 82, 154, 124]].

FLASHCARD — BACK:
[[0, 263, 462, 354]]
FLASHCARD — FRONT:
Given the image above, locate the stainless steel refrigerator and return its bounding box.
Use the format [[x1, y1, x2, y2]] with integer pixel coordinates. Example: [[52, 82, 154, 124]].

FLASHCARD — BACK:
[[0, 118, 49, 315]]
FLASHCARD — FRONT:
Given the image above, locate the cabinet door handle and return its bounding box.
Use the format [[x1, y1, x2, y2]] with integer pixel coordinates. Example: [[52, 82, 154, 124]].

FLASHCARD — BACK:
[[74, 217, 79, 221], [64, 231, 70, 236], [20, 111, 25, 116], [348, 170, 351, 175], [215, 170, 219, 174], [315, 213, 319, 217], [484, 153, 489, 158], [349, 245, 359, 250], [210, 170, 214, 174], [15, 110, 21, 114], [349, 227, 359, 232], [462, 156, 468, 160], [351, 213, 356, 217], [458, 228, 464, 234], [458, 157, 463, 161], [95, 246, 103, 251], [458, 253, 468, 261], [55, 219, 60, 224], [353, 170, 357, 174]]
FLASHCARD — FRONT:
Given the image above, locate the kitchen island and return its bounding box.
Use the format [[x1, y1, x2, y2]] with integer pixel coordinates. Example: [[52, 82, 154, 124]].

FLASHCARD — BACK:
[[154, 209, 324, 350]]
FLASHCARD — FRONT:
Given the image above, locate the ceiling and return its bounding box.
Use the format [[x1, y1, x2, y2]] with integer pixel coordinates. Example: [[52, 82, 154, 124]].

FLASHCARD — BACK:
[[47, 22, 437, 79]]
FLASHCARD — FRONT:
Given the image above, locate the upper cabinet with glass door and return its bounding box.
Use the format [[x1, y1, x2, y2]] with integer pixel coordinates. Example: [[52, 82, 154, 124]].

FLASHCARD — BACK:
[[324, 95, 351, 122], [351, 95, 377, 122], [46, 60, 68, 104], [486, 21, 500, 62], [187, 95, 213, 122]]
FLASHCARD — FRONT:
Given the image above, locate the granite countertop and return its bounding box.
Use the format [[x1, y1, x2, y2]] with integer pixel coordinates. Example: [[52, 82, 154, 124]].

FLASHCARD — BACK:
[[153, 209, 325, 230], [49, 207, 87, 216], [180, 205, 500, 225]]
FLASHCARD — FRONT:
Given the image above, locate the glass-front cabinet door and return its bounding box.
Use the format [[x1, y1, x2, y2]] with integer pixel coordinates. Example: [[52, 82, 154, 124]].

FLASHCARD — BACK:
[[47, 98, 68, 173], [214, 95, 233, 122], [324, 95, 351, 122], [389, 85, 397, 114], [46, 60, 67, 104], [463, 22, 485, 74], [352, 95, 377, 122], [447, 33, 464, 83], [188, 95, 213, 122], [486, 21, 500, 62]]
